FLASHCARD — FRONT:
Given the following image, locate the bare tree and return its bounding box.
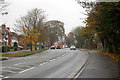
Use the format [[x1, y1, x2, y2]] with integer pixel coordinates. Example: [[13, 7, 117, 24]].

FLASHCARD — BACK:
[[14, 8, 46, 51], [44, 20, 65, 45], [0, 0, 8, 13]]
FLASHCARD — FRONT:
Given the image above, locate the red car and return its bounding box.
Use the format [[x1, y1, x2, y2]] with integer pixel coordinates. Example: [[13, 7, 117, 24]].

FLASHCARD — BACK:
[[50, 46, 55, 49]]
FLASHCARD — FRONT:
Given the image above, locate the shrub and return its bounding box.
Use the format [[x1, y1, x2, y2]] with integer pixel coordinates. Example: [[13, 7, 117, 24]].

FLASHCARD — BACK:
[[10, 49, 14, 51], [0, 46, 2, 52], [2, 46, 10, 52], [10, 47, 14, 49], [13, 42, 18, 51]]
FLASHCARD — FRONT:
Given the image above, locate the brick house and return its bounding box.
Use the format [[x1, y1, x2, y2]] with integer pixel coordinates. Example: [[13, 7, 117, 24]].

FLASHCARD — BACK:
[[10, 32, 18, 46], [0, 24, 18, 47]]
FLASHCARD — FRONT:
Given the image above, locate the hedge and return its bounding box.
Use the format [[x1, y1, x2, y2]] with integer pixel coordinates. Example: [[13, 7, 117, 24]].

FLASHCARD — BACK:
[[2, 46, 10, 52]]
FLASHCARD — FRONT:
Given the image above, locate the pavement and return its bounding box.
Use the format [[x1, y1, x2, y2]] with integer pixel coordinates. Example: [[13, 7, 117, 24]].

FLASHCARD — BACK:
[[78, 50, 120, 79]]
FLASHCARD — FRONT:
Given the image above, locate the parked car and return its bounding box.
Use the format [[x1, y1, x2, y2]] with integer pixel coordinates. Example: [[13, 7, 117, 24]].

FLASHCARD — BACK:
[[50, 46, 55, 49], [70, 45, 76, 50]]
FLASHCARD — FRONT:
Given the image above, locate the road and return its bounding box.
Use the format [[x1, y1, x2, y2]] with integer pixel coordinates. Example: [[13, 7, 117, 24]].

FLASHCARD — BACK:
[[0, 48, 89, 79]]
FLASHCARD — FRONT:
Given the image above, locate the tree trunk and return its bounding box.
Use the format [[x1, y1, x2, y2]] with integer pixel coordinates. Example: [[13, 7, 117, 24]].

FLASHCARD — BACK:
[[30, 43, 32, 51], [39, 42, 41, 49], [35, 42, 37, 50]]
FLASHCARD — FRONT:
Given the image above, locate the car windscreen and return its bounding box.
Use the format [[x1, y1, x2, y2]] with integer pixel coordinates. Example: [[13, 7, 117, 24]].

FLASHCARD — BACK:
[[70, 46, 75, 48]]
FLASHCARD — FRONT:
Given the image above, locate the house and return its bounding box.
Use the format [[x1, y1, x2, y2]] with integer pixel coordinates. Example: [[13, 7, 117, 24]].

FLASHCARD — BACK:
[[0, 24, 11, 46], [10, 32, 18, 46], [0, 24, 18, 47]]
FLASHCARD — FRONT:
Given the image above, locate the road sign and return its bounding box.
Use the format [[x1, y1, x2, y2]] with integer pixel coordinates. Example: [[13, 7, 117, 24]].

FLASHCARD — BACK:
[[5, 37, 8, 40]]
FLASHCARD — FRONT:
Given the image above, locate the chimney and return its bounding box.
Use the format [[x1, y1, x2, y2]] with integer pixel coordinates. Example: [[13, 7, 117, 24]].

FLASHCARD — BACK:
[[7, 27, 10, 31], [2, 24, 6, 29]]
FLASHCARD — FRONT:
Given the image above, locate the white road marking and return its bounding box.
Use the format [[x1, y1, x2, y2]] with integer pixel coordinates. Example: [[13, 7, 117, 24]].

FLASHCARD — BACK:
[[14, 64, 30, 68], [67, 63, 85, 78], [4, 76, 9, 78], [49, 59, 56, 62], [0, 75, 3, 77], [57, 57, 60, 59], [27, 57, 32, 59], [2, 67, 5, 68], [49, 59, 53, 61], [74, 65, 85, 78], [7, 67, 24, 70], [52, 59, 56, 61], [14, 62, 26, 65], [39, 62, 48, 66], [19, 67, 35, 73], [1, 70, 16, 73]]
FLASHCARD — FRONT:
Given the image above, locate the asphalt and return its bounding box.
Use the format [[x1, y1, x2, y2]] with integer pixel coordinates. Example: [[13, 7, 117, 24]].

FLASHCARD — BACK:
[[78, 50, 119, 79], [0, 49, 119, 80], [0, 48, 88, 79]]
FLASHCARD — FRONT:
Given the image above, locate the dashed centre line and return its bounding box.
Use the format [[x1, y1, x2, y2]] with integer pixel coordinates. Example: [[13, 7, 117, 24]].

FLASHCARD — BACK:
[[39, 54, 67, 66], [50, 59, 56, 62], [39, 62, 48, 66]]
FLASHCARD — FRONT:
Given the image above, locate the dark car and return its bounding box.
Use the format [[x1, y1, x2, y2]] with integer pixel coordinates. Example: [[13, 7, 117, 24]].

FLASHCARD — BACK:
[[50, 46, 55, 49], [70, 45, 76, 50], [56, 45, 61, 49]]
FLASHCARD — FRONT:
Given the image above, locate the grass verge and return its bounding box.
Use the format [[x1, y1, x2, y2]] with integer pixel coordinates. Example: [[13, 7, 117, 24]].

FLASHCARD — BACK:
[[2, 48, 48, 57]]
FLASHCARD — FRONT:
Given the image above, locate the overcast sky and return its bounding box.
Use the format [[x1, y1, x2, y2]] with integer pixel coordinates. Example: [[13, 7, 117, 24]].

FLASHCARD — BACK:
[[0, 0, 87, 34]]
